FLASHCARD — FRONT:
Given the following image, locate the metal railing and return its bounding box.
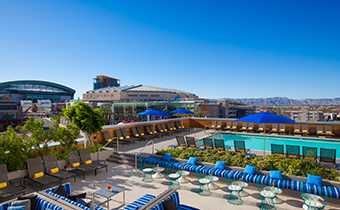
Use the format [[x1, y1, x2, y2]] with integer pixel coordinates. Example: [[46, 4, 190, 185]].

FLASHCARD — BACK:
[[97, 137, 118, 161], [134, 140, 155, 170]]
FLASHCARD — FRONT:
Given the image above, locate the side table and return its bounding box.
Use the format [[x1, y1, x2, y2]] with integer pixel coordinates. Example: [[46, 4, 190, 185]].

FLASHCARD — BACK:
[[205, 175, 219, 190], [152, 167, 165, 179], [93, 185, 125, 209], [142, 168, 154, 182], [168, 173, 181, 190], [177, 170, 190, 183]]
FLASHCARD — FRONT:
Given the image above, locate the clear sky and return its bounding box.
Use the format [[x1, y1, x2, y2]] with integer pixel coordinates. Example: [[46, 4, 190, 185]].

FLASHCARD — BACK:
[[1, 1, 339, 100]]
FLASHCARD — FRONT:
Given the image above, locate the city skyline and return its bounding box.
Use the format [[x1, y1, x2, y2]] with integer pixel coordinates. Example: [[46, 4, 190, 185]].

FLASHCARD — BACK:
[[1, 1, 339, 100]]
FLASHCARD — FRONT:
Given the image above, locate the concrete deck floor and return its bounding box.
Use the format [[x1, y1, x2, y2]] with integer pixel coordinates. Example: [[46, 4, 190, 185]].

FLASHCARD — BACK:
[[8, 129, 340, 210]]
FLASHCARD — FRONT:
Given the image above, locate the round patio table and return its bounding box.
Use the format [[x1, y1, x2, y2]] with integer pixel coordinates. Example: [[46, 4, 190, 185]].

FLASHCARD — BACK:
[[301, 193, 325, 210], [264, 187, 283, 204], [176, 170, 190, 183], [168, 173, 181, 190], [198, 178, 211, 196], [152, 167, 165, 179], [228, 181, 246, 205], [142, 168, 153, 183], [204, 175, 219, 190]]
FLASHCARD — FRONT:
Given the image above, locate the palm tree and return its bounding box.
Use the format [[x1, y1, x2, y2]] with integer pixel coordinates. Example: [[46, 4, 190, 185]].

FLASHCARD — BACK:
[[195, 109, 208, 117]]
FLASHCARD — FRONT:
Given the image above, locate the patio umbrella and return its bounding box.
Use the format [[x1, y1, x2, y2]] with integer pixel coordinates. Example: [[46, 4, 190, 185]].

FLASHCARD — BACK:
[[129, 120, 137, 123], [170, 109, 195, 115], [137, 109, 171, 133], [235, 112, 295, 157]]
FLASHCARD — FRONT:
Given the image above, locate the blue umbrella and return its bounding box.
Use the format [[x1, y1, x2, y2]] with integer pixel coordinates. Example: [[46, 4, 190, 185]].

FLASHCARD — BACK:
[[170, 109, 195, 114], [137, 109, 171, 117], [235, 112, 295, 157]]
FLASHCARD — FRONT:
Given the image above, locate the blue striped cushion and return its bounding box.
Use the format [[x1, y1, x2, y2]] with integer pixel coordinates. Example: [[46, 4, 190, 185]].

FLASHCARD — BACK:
[[36, 197, 65, 210], [0, 202, 11, 210]]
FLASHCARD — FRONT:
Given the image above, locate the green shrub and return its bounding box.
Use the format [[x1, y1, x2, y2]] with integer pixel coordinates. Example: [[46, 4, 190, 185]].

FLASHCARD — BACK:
[[155, 149, 339, 181]]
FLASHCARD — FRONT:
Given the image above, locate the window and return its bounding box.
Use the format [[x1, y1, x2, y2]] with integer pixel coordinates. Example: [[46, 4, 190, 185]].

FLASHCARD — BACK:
[[140, 94, 148, 97], [150, 95, 159, 97], [128, 94, 138, 97]]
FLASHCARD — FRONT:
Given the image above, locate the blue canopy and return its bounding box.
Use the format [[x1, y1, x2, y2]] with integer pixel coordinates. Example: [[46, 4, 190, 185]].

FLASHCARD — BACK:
[[137, 109, 171, 116], [235, 112, 295, 124], [235, 112, 295, 157], [170, 109, 195, 114]]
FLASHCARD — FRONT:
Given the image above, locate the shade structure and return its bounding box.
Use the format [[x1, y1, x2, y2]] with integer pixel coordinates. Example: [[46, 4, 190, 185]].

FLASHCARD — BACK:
[[235, 112, 295, 157], [170, 109, 195, 115], [137, 109, 171, 117]]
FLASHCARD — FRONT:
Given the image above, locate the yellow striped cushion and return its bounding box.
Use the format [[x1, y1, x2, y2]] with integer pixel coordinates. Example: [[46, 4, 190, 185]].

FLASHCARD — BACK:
[[107, 138, 112, 142], [226, 126, 231, 128], [206, 146, 213, 150], [190, 145, 196, 147], [317, 131, 323, 134], [135, 134, 139, 137], [141, 133, 145, 136], [242, 127, 246, 129], [85, 160, 92, 165], [154, 131, 157, 133], [217, 148, 224, 151], [248, 127, 252, 130], [289, 155, 297, 159], [72, 162, 80, 168], [232, 126, 236, 128], [211, 125, 215, 127], [125, 136, 130, 139], [164, 129, 167, 131], [258, 128, 263, 130], [280, 129, 285, 131], [302, 130, 308, 132], [173, 128, 176, 130], [0, 182, 7, 189], [272, 129, 277, 131], [180, 144, 186, 147], [294, 129, 299, 132], [160, 130, 164, 132], [33, 172, 44, 178], [50, 168, 59, 174], [217, 126, 221, 128], [149, 132, 153, 134], [326, 131, 332, 134], [119, 137, 124, 140]]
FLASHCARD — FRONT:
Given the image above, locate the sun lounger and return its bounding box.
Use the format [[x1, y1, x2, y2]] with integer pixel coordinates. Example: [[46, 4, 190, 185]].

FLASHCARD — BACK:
[[206, 121, 217, 130], [257, 124, 265, 132], [224, 121, 232, 130], [67, 150, 97, 179], [203, 138, 214, 150], [79, 148, 108, 173], [271, 144, 284, 156], [185, 137, 204, 150], [176, 136, 187, 147], [102, 130, 115, 146], [247, 123, 254, 132], [234, 140, 256, 156], [26, 157, 60, 190], [325, 125, 335, 137], [121, 127, 143, 142], [271, 124, 278, 133], [43, 154, 76, 182], [145, 125, 163, 138], [230, 121, 238, 131], [316, 125, 326, 136], [301, 124, 309, 136], [214, 139, 227, 151], [240, 122, 248, 132], [131, 127, 149, 141], [302, 146, 318, 162], [216, 121, 223, 130], [156, 124, 171, 137], [320, 148, 336, 168], [0, 164, 25, 202], [293, 124, 301, 135], [286, 145, 300, 159], [160, 123, 176, 136], [167, 122, 181, 133], [114, 129, 133, 145], [278, 124, 286, 134], [137, 126, 153, 139]]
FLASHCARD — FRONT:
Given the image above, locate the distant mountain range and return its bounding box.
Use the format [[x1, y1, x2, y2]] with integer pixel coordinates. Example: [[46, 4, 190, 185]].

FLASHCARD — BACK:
[[223, 97, 340, 106]]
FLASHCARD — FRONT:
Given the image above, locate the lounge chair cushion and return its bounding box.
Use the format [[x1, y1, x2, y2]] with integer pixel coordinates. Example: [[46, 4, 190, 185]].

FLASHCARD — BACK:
[[214, 161, 226, 170], [307, 174, 322, 186], [53, 184, 69, 197], [163, 153, 172, 161], [76, 197, 88, 206], [0, 182, 7, 188], [7, 206, 26, 210], [18, 194, 38, 210], [187, 157, 197, 165], [49, 168, 59, 174], [162, 196, 178, 210], [244, 165, 256, 175], [67, 192, 86, 201], [11, 199, 31, 210], [269, 171, 282, 180]]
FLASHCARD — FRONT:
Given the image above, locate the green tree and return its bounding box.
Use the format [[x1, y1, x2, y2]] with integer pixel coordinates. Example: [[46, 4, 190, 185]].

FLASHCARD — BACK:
[[0, 126, 30, 171], [54, 117, 80, 151], [63, 101, 106, 145], [195, 109, 208, 117]]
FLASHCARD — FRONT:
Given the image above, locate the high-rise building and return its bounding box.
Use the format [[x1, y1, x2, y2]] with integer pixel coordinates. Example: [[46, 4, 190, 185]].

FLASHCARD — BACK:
[[93, 75, 120, 90]]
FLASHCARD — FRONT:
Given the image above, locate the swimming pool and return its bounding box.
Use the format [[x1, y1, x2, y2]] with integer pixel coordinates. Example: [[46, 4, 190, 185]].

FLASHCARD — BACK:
[[200, 133, 340, 158]]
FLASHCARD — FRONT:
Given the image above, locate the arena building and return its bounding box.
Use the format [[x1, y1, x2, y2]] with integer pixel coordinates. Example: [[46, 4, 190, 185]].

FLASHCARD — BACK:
[[0, 80, 75, 103]]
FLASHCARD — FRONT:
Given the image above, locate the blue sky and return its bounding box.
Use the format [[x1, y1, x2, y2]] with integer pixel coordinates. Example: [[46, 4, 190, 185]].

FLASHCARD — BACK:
[[1, 1, 339, 100]]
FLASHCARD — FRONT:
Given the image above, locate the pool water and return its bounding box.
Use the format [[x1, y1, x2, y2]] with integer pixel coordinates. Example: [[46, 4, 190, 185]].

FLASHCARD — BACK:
[[199, 133, 340, 159]]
